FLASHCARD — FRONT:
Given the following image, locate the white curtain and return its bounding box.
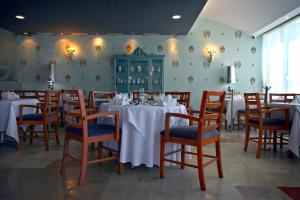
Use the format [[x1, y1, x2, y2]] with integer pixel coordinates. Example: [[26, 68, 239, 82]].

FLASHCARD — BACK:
[[263, 16, 300, 93]]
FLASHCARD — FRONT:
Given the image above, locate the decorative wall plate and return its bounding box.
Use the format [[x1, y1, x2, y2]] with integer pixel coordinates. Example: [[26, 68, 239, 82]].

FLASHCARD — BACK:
[[171, 60, 179, 68], [188, 76, 194, 83], [188, 45, 194, 53], [235, 31, 242, 39], [234, 61, 241, 68], [157, 45, 163, 53], [203, 30, 211, 38], [251, 46, 256, 54], [95, 75, 101, 82], [220, 46, 225, 53], [35, 74, 40, 82], [80, 59, 87, 67], [219, 76, 225, 84], [65, 74, 71, 82], [250, 77, 256, 84]]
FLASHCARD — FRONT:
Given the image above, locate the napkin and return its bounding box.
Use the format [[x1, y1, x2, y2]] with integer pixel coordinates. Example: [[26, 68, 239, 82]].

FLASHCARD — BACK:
[[110, 93, 130, 105], [1, 91, 20, 100], [154, 94, 177, 106]]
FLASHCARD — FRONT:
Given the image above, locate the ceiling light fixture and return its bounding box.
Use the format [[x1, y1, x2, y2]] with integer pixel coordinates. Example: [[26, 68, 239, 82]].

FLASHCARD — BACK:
[[15, 15, 25, 20], [24, 32, 28, 35], [172, 15, 182, 20]]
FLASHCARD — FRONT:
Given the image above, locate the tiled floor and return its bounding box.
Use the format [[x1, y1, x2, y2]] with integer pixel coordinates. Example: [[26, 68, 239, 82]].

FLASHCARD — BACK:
[[0, 129, 299, 200]]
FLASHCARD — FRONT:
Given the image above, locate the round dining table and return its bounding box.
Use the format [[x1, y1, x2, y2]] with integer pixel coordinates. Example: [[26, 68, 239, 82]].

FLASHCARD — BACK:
[[100, 103, 189, 167]]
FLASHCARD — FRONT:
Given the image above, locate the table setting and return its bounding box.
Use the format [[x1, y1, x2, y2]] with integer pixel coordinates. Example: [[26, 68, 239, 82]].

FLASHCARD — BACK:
[[99, 92, 190, 167]]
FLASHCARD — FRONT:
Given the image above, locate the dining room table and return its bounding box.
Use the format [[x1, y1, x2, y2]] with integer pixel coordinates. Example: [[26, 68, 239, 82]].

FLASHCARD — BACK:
[[99, 102, 189, 167], [0, 98, 39, 143]]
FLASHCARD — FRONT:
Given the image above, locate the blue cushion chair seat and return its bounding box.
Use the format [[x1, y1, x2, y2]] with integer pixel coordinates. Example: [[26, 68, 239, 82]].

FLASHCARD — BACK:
[[248, 118, 286, 126], [160, 126, 219, 140], [66, 123, 117, 137], [21, 113, 57, 121]]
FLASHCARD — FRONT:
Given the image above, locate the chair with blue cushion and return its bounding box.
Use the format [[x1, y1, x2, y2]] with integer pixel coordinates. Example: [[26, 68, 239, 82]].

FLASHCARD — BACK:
[[18, 90, 61, 151], [60, 89, 123, 186], [243, 93, 289, 158], [160, 91, 226, 191]]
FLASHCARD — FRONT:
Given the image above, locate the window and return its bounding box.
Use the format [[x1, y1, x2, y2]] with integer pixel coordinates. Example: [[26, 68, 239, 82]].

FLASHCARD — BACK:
[[262, 16, 300, 93]]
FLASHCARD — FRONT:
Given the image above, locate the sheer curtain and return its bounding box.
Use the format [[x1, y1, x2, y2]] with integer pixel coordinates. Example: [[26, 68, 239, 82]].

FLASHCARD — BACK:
[[263, 16, 300, 93]]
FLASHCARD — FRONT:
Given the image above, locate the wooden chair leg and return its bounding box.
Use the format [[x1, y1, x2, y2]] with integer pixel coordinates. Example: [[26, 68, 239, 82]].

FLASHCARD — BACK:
[[181, 144, 185, 169], [197, 146, 206, 191], [22, 129, 26, 142], [98, 142, 102, 166], [29, 125, 34, 145], [43, 124, 49, 151], [60, 135, 70, 174], [159, 136, 165, 179], [78, 142, 88, 185], [215, 141, 223, 178], [256, 129, 263, 159], [15, 142, 20, 150], [273, 130, 277, 152], [237, 113, 240, 131], [55, 123, 60, 145], [244, 126, 250, 151]]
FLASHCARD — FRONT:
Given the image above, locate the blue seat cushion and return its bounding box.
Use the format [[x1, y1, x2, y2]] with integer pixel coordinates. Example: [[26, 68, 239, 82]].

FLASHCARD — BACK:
[[21, 113, 57, 121], [248, 118, 286, 126], [66, 123, 116, 137], [160, 126, 219, 140]]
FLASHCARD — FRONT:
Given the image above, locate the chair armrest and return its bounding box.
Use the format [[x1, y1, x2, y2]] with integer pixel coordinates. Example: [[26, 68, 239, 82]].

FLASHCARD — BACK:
[[86, 107, 97, 115]]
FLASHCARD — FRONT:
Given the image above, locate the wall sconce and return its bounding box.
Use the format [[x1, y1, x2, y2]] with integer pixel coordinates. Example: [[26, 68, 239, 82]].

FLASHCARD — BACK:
[[95, 45, 101, 53], [65, 44, 75, 60], [206, 50, 216, 63]]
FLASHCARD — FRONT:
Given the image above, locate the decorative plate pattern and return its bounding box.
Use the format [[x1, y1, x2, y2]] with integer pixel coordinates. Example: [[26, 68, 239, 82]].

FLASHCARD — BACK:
[[157, 45, 163, 53], [219, 76, 225, 84], [188, 45, 194, 53], [220, 46, 225, 53], [171, 60, 179, 68], [65, 74, 71, 82], [188, 76, 194, 83], [234, 61, 241, 69], [95, 75, 101, 82], [203, 30, 211, 38], [251, 46, 256, 54], [250, 77, 256, 84], [35, 74, 40, 82], [80, 59, 87, 67], [235, 31, 242, 39]]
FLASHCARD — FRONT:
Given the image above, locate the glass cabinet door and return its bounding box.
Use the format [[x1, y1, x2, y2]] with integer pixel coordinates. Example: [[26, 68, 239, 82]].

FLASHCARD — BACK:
[[151, 59, 163, 92], [128, 59, 150, 92], [115, 59, 128, 93]]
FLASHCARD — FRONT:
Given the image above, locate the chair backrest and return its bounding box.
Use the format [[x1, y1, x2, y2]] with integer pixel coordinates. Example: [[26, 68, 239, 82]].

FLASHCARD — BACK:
[[198, 91, 225, 139], [132, 91, 160, 102], [244, 93, 262, 122], [165, 92, 191, 112], [14, 90, 25, 98], [269, 93, 296, 103], [23, 90, 38, 99], [88, 91, 116, 108], [37, 90, 46, 102], [63, 90, 87, 134], [43, 90, 61, 118]]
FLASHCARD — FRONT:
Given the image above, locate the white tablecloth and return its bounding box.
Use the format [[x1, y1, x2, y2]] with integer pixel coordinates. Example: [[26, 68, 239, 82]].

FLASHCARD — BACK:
[[0, 99, 39, 143], [225, 99, 245, 125], [100, 103, 189, 167], [268, 102, 300, 157]]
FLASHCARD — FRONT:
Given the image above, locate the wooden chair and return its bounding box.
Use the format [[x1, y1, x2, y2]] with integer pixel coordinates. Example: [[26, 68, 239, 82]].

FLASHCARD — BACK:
[[60, 89, 123, 185], [269, 93, 296, 103], [160, 91, 225, 191], [14, 90, 25, 98], [37, 90, 46, 102], [132, 91, 159, 102], [18, 90, 61, 151], [88, 91, 116, 109], [23, 90, 38, 99], [243, 93, 289, 158], [165, 92, 191, 113]]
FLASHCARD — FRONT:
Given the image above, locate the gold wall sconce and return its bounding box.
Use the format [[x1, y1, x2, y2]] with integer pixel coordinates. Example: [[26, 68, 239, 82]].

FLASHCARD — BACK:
[[206, 49, 216, 63], [65, 44, 75, 60], [95, 45, 102, 53]]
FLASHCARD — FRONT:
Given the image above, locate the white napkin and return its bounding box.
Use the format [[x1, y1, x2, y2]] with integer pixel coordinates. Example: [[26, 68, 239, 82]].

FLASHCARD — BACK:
[[233, 94, 243, 100], [1, 91, 20, 100], [110, 93, 130, 105], [154, 94, 177, 106]]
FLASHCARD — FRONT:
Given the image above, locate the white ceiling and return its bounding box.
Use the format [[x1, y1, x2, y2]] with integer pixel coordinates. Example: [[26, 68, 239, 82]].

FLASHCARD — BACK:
[[200, 0, 300, 36]]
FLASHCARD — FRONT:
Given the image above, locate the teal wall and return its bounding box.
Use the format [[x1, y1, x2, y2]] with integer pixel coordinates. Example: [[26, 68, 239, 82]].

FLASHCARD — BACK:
[[0, 27, 17, 80], [10, 18, 262, 108]]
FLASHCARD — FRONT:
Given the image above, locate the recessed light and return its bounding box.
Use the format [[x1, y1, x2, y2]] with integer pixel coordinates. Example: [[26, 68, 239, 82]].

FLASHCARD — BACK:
[[172, 15, 182, 20], [24, 32, 27, 35], [15, 15, 25, 20], [284, 16, 289, 19]]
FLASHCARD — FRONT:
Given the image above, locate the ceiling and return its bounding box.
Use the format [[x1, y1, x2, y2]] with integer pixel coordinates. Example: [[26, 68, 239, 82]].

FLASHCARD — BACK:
[[0, 0, 207, 35], [200, 0, 300, 36]]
